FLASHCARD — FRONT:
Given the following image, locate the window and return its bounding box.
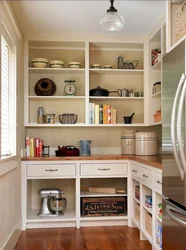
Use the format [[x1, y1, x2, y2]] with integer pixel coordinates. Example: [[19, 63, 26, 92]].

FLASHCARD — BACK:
[[1, 32, 16, 158]]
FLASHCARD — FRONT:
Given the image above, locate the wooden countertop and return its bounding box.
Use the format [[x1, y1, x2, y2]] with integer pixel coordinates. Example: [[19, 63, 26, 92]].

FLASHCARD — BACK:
[[21, 155, 162, 170]]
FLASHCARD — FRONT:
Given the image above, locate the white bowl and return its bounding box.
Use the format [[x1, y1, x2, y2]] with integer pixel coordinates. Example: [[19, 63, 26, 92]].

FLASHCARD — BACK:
[[68, 62, 81, 68], [104, 65, 112, 69], [50, 60, 64, 68], [91, 64, 101, 69], [32, 58, 48, 68]]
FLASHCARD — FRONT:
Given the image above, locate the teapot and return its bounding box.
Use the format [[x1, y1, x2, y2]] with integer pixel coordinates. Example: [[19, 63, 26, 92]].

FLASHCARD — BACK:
[[117, 88, 129, 97]]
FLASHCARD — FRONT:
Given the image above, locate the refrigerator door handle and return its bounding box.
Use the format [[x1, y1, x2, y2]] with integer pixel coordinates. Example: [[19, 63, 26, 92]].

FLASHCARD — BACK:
[[166, 205, 186, 227], [171, 74, 185, 181], [177, 78, 186, 175]]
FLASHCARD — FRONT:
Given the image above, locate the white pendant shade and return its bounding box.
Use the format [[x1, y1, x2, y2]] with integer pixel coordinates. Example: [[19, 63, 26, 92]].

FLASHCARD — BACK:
[[99, 12, 125, 31]]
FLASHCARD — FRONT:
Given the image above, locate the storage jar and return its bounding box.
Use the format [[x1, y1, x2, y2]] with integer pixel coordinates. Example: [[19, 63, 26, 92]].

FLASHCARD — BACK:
[[121, 130, 135, 155], [135, 132, 158, 156]]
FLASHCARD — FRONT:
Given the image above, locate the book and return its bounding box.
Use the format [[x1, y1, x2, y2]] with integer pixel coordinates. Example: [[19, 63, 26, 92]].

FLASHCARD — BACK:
[[29, 138, 34, 157], [107, 105, 111, 124], [35, 138, 40, 157], [89, 103, 92, 124], [25, 137, 30, 157], [95, 104, 99, 124], [112, 108, 117, 124], [92, 103, 95, 124], [103, 105, 108, 124], [99, 105, 103, 124]]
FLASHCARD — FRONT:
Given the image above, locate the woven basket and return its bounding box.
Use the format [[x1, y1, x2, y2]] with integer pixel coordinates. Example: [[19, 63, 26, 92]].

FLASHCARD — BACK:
[[175, 1, 186, 42]]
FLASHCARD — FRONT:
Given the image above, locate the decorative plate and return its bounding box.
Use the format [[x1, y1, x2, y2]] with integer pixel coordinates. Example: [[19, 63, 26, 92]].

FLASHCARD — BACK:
[[34, 78, 56, 96]]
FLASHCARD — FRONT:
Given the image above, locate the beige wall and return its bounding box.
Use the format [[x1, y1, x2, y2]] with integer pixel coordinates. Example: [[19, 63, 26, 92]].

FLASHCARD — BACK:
[[0, 2, 24, 249]]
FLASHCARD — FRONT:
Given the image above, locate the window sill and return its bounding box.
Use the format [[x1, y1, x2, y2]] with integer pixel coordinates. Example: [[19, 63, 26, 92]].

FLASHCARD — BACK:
[[0, 155, 18, 176]]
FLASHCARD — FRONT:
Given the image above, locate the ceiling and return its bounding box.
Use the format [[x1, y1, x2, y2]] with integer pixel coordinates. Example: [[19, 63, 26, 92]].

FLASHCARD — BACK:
[[11, 1, 166, 37]]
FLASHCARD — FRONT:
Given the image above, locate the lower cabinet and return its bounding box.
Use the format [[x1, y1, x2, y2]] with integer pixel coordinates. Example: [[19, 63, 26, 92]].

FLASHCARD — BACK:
[[130, 161, 162, 250]]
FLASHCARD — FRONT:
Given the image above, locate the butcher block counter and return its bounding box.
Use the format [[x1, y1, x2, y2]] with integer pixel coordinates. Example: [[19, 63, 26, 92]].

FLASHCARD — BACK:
[[21, 154, 162, 170]]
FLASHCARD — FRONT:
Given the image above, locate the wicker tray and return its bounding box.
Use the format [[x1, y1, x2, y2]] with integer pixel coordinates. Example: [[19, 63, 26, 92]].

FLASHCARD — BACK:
[[175, 1, 186, 42]]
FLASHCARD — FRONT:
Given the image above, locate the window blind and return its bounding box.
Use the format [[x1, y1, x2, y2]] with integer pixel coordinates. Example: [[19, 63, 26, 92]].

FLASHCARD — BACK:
[[1, 36, 16, 157]]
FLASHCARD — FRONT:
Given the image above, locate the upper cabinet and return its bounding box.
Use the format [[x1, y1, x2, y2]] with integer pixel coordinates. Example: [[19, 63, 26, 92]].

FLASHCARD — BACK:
[[166, 1, 186, 52], [148, 18, 166, 126], [24, 40, 145, 127]]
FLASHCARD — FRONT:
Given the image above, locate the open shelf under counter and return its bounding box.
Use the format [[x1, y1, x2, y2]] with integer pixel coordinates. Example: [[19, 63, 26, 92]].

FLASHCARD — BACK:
[[80, 215, 128, 221], [80, 191, 127, 197], [89, 97, 144, 100], [156, 217, 162, 223], [132, 217, 140, 230], [25, 123, 146, 127], [141, 228, 152, 244], [28, 95, 85, 99], [28, 67, 85, 73], [149, 61, 161, 71], [143, 205, 152, 215], [151, 91, 161, 98], [133, 197, 140, 204], [27, 208, 76, 222], [89, 68, 144, 74]]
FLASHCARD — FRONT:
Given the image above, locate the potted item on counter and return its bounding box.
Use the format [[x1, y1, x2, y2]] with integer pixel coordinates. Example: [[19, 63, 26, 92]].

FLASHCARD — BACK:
[[153, 109, 161, 122]]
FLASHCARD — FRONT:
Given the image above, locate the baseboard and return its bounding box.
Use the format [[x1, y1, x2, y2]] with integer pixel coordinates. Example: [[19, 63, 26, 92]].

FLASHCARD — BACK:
[[1, 219, 22, 250]]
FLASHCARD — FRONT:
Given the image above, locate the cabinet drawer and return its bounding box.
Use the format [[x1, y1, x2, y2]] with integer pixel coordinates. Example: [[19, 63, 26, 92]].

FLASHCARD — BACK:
[[131, 163, 141, 180], [26, 164, 76, 177], [80, 163, 128, 176], [154, 172, 162, 193], [141, 167, 152, 188]]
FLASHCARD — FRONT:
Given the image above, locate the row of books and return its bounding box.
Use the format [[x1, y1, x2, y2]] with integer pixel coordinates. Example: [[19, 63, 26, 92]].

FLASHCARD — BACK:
[[25, 137, 44, 157], [89, 103, 116, 124]]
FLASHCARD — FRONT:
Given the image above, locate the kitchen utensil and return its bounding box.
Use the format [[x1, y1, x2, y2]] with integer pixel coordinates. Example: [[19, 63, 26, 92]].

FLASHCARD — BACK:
[[57, 145, 80, 157], [123, 60, 139, 69], [78, 140, 92, 156], [43, 114, 55, 124], [49, 60, 64, 68], [117, 88, 129, 97], [116, 54, 125, 69], [89, 86, 116, 96], [123, 113, 135, 124], [103, 65, 112, 69], [59, 113, 78, 124], [129, 90, 135, 97], [38, 188, 65, 216], [136, 91, 143, 97], [91, 64, 101, 68], [34, 78, 56, 96], [68, 61, 81, 68], [64, 80, 76, 96], [81, 186, 126, 194]]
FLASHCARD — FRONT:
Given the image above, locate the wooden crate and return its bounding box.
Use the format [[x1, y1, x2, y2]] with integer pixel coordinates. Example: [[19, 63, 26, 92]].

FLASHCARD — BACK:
[[135, 202, 140, 223], [175, 1, 186, 42], [81, 197, 127, 217], [145, 210, 152, 237]]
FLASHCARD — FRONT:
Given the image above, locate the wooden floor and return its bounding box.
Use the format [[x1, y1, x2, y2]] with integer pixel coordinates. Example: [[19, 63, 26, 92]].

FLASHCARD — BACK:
[[14, 226, 152, 250]]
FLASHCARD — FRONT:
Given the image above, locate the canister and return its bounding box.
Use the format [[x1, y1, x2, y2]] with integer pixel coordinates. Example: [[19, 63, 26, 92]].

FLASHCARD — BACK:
[[135, 132, 158, 155], [121, 130, 135, 155]]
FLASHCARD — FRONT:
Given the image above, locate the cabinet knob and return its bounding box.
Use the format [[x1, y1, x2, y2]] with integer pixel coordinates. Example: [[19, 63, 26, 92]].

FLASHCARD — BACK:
[[143, 174, 148, 178], [157, 180, 162, 184], [45, 169, 58, 172], [132, 169, 137, 173], [98, 168, 110, 171]]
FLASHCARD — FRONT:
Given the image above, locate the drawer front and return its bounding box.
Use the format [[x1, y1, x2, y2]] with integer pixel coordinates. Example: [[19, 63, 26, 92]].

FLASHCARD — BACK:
[[27, 164, 76, 177], [131, 163, 141, 180], [80, 163, 128, 176], [154, 172, 162, 193], [141, 167, 152, 188]]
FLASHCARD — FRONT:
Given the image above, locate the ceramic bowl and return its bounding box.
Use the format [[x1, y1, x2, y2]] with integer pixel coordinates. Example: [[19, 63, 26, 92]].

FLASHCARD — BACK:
[[91, 64, 101, 69], [68, 61, 81, 68], [50, 60, 64, 68], [43, 114, 55, 124], [32, 58, 48, 68], [104, 65, 112, 69]]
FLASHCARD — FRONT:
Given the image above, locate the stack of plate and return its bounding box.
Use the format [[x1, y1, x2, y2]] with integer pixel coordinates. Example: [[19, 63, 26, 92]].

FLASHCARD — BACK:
[[32, 58, 48, 68], [91, 64, 101, 69], [50, 60, 64, 68], [68, 62, 81, 68]]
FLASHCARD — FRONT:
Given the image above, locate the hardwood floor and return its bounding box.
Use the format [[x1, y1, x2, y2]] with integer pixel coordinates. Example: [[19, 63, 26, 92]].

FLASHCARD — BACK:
[[14, 226, 152, 250]]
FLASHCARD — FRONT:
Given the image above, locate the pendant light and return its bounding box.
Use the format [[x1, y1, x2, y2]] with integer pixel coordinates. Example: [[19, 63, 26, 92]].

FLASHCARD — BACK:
[[99, 0, 125, 31]]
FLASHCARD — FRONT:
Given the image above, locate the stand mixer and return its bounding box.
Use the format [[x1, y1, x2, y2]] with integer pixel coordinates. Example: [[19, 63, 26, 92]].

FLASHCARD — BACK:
[[38, 188, 66, 216]]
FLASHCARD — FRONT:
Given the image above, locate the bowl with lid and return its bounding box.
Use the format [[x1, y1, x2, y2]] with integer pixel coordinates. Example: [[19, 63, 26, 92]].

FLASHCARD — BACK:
[[68, 62, 81, 68], [49, 60, 64, 68], [104, 65, 112, 69], [91, 64, 101, 69], [31, 58, 48, 68]]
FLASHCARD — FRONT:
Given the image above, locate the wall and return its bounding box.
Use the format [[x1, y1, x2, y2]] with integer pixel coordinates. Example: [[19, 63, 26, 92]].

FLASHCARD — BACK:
[[0, 2, 24, 249]]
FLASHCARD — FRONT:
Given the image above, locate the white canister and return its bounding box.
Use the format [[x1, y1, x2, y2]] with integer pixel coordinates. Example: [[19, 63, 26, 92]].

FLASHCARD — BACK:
[[121, 130, 135, 155], [135, 132, 158, 156]]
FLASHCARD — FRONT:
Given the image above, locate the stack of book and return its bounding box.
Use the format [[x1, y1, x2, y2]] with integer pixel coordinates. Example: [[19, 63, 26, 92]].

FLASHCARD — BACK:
[[89, 103, 116, 124], [25, 137, 44, 157]]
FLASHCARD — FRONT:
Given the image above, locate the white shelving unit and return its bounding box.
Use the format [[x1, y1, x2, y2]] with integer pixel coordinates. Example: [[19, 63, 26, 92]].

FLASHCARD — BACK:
[[24, 40, 146, 127]]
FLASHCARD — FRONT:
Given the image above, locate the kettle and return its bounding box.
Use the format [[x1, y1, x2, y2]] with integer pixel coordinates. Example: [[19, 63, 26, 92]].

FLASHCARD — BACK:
[[117, 88, 129, 97]]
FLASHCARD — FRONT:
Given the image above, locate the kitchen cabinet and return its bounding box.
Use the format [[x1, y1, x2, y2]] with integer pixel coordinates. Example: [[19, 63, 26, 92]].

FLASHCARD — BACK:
[[24, 40, 145, 127], [148, 17, 165, 126], [166, 1, 186, 52], [130, 161, 162, 250]]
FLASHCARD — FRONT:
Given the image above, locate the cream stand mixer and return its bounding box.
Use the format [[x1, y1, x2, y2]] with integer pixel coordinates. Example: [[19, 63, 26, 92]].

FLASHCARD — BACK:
[[38, 188, 66, 216]]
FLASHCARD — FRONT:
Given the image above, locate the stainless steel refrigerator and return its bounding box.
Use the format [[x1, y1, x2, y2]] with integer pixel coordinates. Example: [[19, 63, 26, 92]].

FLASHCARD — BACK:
[[162, 40, 186, 250]]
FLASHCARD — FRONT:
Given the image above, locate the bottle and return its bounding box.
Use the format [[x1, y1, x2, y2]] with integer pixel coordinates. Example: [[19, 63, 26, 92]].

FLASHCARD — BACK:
[[37, 105, 45, 124]]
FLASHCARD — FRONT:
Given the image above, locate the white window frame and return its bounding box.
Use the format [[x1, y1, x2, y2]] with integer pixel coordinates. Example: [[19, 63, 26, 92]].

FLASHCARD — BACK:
[[0, 25, 17, 160]]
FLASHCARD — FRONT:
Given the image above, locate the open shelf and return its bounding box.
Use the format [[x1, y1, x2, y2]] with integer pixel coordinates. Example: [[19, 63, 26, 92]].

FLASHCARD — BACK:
[[143, 205, 152, 215], [89, 68, 144, 74], [141, 228, 152, 244], [89, 97, 144, 100], [29, 67, 85, 73], [80, 191, 127, 197], [29, 96, 85, 99], [149, 60, 161, 71], [133, 197, 140, 204], [156, 217, 162, 223], [80, 215, 128, 221], [151, 91, 161, 98], [132, 217, 140, 229]]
